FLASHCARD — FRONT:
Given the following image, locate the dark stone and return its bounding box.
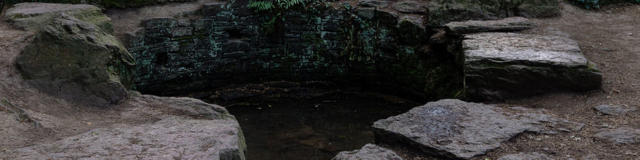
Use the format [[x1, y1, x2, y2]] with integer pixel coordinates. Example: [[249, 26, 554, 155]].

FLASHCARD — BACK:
[[13, 12, 134, 107], [392, 0, 427, 14], [358, 0, 392, 8]]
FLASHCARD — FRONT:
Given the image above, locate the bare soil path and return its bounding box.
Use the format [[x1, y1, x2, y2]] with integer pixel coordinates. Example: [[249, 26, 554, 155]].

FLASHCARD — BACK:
[[484, 3, 640, 160]]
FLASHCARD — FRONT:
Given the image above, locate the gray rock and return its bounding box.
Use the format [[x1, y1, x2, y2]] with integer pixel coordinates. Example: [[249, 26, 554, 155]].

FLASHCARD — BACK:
[[373, 99, 583, 159], [14, 11, 134, 106], [1, 116, 246, 160], [392, 1, 427, 14], [593, 105, 637, 116], [594, 127, 640, 144], [1, 94, 246, 160], [446, 17, 535, 34], [358, 0, 392, 8], [332, 144, 403, 160], [498, 152, 554, 160], [463, 33, 602, 100], [5, 3, 112, 32]]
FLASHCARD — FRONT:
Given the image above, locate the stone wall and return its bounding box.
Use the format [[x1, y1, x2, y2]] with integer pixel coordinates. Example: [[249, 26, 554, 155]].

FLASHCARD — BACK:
[[128, 0, 463, 100]]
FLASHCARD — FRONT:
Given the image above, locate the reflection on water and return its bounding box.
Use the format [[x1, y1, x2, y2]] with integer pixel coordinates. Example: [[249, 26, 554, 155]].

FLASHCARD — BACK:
[[225, 93, 418, 160]]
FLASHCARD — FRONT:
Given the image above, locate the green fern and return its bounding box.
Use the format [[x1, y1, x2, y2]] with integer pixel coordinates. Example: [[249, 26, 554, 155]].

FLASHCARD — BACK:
[[248, 0, 308, 12]]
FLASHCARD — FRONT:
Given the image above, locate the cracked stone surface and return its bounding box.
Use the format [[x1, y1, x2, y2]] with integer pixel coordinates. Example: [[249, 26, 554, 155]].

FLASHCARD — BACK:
[[463, 33, 602, 100], [373, 99, 583, 159], [332, 144, 403, 160]]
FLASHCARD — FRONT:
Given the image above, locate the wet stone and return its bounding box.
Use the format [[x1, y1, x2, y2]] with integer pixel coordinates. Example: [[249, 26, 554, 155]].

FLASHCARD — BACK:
[[445, 17, 535, 34], [332, 144, 403, 160], [373, 99, 583, 159], [593, 104, 637, 116], [463, 33, 602, 100]]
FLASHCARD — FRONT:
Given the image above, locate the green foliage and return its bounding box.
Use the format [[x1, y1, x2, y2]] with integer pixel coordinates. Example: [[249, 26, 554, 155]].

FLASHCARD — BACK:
[[247, 0, 321, 35], [248, 0, 308, 12], [570, 0, 640, 9]]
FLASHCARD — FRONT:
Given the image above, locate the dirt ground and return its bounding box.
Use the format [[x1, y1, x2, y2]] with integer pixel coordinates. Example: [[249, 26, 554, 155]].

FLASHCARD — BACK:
[[482, 3, 640, 160]]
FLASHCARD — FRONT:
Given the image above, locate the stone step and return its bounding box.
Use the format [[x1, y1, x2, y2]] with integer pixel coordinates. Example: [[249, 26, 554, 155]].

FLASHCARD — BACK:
[[372, 99, 583, 159], [445, 17, 535, 34], [463, 32, 602, 100]]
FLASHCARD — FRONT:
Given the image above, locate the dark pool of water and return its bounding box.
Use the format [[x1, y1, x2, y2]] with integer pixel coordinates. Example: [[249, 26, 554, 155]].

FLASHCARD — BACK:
[[224, 93, 419, 160]]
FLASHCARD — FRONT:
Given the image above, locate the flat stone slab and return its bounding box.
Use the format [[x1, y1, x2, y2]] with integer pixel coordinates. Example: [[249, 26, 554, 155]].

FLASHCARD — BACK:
[[446, 17, 535, 34], [373, 99, 583, 159], [332, 144, 403, 160], [593, 104, 637, 116], [463, 33, 602, 100], [594, 127, 640, 144], [498, 152, 553, 160]]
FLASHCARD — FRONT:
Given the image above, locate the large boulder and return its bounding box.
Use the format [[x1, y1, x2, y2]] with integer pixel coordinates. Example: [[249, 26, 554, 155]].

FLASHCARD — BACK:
[[373, 99, 583, 159], [0, 95, 247, 160], [332, 144, 403, 160], [2, 116, 245, 160], [463, 33, 602, 100], [5, 3, 112, 32], [9, 3, 135, 106]]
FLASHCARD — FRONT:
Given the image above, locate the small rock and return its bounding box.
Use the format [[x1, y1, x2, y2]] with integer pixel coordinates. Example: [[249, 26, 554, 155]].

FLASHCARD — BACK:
[[593, 104, 637, 116], [594, 127, 640, 144], [332, 144, 403, 160], [498, 152, 553, 160]]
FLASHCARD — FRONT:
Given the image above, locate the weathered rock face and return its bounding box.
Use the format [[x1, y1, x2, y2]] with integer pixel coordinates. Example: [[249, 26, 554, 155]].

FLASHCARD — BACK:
[[445, 17, 535, 34], [497, 152, 553, 160], [128, 1, 462, 99], [332, 144, 403, 160], [594, 127, 640, 145], [463, 33, 602, 100], [1, 94, 247, 160], [5, 3, 113, 32], [8, 3, 135, 106], [373, 99, 583, 159]]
